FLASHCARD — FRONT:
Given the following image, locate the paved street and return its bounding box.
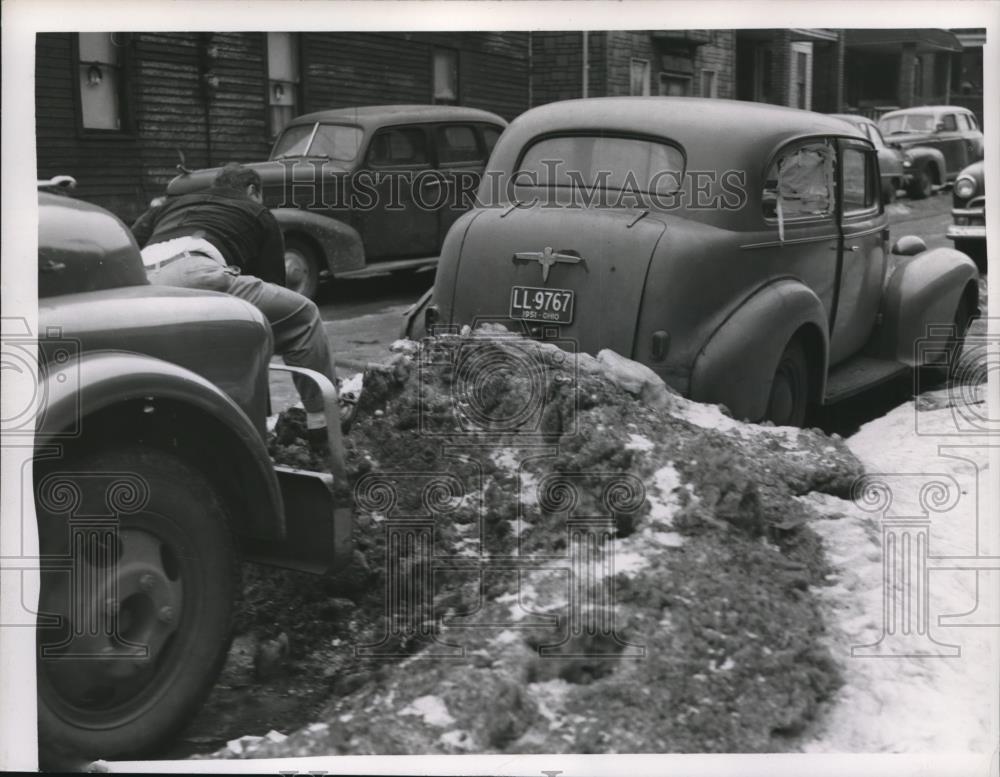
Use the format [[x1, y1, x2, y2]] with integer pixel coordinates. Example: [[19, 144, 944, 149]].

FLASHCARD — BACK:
[[270, 191, 957, 410]]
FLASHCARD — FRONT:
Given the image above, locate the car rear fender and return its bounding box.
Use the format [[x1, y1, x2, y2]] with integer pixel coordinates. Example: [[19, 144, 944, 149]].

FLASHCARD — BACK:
[[905, 146, 946, 182], [690, 279, 829, 422], [870, 248, 979, 365], [37, 350, 285, 541], [272, 208, 365, 275]]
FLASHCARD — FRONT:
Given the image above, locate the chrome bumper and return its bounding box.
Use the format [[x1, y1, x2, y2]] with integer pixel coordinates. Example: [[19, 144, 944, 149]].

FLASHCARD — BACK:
[[946, 224, 987, 240]]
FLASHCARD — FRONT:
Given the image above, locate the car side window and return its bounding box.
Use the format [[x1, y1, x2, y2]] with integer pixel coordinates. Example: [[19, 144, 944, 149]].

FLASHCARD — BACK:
[[940, 114, 958, 132], [435, 124, 482, 165], [955, 114, 969, 131], [482, 125, 502, 155], [366, 127, 429, 167], [842, 147, 875, 213], [966, 114, 979, 131], [763, 140, 835, 220]]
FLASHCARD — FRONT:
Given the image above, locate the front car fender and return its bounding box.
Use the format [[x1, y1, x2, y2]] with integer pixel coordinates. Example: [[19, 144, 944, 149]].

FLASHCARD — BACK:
[[870, 248, 979, 365], [37, 350, 286, 541], [905, 146, 947, 181], [272, 208, 365, 275], [690, 280, 829, 422]]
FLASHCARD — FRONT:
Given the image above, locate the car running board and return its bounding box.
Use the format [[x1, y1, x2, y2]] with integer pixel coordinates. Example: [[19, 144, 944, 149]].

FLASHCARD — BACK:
[[823, 355, 910, 404], [337, 255, 438, 279]]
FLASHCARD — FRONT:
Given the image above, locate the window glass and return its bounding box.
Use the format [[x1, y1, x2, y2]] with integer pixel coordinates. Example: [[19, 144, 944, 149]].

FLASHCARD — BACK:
[[267, 33, 300, 138], [763, 141, 835, 219], [367, 128, 429, 166], [482, 126, 502, 155], [879, 113, 934, 135], [78, 33, 123, 130], [842, 148, 873, 212], [700, 70, 717, 98], [433, 49, 458, 104], [271, 124, 363, 161], [517, 135, 684, 195], [659, 73, 691, 96], [436, 125, 481, 164], [940, 114, 958, 132], [630, 59, 651, 96], [867, 123, 887, 148], [954, 114, 969, 131]]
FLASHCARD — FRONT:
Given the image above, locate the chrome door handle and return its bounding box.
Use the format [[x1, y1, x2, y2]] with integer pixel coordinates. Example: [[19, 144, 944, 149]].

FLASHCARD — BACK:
[[830, 244, 860, 252]]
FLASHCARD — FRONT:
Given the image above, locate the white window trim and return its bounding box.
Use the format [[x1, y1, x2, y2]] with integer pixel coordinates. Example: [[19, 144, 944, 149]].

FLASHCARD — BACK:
[[630, 58, 651, 96]]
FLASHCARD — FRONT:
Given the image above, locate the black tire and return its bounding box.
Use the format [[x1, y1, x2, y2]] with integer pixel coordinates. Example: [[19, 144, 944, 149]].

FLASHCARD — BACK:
[[35, 445, 237, 764], [765, 338, 810, 427], [945, 291, 976, 380], [906, 165, 933, 200], [284, 237, 322, 300]]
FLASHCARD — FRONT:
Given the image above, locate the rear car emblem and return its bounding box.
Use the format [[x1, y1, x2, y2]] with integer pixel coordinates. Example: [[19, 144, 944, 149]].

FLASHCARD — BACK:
[[512, 246, 584, 283]]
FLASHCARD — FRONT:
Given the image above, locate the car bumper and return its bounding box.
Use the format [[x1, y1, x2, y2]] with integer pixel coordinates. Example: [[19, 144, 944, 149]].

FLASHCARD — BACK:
[[946, 224, 986, 241]]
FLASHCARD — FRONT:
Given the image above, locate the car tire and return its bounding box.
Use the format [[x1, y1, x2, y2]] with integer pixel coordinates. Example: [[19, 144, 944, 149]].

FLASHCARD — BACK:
[[906, 165, 933, 200], [945, 291, 976, 381], [35, 445, 238, 764], [284, 237, 322, 300], [764, 338, 809, 427]]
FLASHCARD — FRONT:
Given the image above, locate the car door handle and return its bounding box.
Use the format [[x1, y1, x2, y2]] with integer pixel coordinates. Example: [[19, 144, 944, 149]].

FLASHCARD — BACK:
[[832, 244, 860, 252]]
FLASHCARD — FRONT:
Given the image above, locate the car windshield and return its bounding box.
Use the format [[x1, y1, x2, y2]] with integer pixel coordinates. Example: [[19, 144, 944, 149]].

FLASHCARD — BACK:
[[515, 135, 685, 195], [879, 113, 935, 135], [271, 123, 364, 161]]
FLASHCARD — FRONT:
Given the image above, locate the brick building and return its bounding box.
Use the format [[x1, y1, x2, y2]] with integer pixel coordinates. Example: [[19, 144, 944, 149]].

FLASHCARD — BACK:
[[530, 30, 736, 104], [35, 32, 530, 220], [734, 29, 845, 112]]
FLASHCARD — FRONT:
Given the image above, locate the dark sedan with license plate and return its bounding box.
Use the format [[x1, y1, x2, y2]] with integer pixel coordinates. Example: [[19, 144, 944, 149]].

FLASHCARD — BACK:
[[405, 97, 980, 427]]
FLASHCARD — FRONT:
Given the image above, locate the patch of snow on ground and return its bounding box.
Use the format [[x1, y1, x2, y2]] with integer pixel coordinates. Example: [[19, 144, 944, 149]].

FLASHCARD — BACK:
[[675, 400, 740, 431], [803, 399, 998, 753], [648, 464, 683, 526], [340, 371, 364, 397], [626, 433, 656, 451], [399, 695, 456, 727]]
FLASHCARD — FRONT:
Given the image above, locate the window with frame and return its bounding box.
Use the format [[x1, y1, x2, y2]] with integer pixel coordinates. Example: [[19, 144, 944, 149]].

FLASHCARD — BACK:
[[940, 114, 958, 132], [482, 125, 502, 155], [842, 147, 875, 212], [433, 49, 459, 105], [700, 70, 718, 98], [762, 140, 835, 220], [77, 33, 126, 131], [658, 73, 691, 96], [630, 59, 651, 96], [267, 32, 300, 138], [435, 125, 481, 164], [366, 128, 429, 167]]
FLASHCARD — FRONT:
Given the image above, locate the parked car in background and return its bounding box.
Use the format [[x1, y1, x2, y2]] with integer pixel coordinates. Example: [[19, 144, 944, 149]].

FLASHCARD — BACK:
[[166, 105, 507, 298], [947, 160, 987, 273], [877, 106, 984, 199], [830, 113, 907, 203], [33, 180, 350, 764], [406, 98, 980, 427]]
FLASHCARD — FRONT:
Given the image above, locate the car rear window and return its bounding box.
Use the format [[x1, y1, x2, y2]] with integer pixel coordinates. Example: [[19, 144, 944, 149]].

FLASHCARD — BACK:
[[516, 135, 685, 195], [879, 113, 934, 135]]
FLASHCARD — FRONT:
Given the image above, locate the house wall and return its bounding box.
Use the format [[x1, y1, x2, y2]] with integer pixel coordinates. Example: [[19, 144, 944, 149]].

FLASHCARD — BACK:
[[36, 31, 530, 222]]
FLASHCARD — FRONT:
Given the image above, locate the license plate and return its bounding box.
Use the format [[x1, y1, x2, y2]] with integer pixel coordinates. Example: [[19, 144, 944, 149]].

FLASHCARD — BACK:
[[509, 285, 574, 325]]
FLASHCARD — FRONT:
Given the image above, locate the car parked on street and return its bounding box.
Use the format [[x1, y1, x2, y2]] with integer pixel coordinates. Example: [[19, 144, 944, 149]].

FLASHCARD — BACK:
[[877, 105, 984, 199], [947, 160, 987, 273], [829, 113, 907, 203], [166, 105, 508, 298], [32, 179, 351, 764], [405, 97, 980, 427]]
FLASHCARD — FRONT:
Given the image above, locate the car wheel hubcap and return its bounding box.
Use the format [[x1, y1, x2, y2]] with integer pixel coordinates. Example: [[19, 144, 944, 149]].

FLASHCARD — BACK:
[[40, 527, 183, 711]]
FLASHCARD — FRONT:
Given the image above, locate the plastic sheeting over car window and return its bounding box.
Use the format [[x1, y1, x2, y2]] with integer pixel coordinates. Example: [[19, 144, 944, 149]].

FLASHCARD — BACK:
[[763, 140, 835, 241]]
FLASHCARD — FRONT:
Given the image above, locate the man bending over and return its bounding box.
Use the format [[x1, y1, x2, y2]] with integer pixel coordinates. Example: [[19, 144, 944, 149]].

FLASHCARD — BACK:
[[132, 163, 341, 448]]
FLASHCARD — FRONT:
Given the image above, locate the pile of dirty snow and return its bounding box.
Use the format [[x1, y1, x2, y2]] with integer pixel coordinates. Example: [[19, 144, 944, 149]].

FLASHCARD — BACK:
[[200, 326, 869, 758]]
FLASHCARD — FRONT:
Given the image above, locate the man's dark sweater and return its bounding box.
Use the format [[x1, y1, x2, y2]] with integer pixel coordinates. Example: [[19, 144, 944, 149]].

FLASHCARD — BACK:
[[131, 187, 286, 286]]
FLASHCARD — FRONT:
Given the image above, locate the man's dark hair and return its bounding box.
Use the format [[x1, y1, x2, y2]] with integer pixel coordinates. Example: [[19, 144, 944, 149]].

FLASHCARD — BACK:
[[213, 163, 261, 192]]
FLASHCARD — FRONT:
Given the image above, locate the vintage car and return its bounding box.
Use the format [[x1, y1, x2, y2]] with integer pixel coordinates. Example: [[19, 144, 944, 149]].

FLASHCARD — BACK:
[[31, 180, 351, 764], [166, 105, 507, 298], [947, 160, 987, 273], [830, 113, 907, 203], [404, 97, 979, 427], [877, 105, 984, 199]]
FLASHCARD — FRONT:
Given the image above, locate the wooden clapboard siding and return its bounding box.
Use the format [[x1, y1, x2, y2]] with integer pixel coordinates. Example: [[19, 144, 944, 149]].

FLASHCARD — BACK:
[[36, 31, 532, 222]]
